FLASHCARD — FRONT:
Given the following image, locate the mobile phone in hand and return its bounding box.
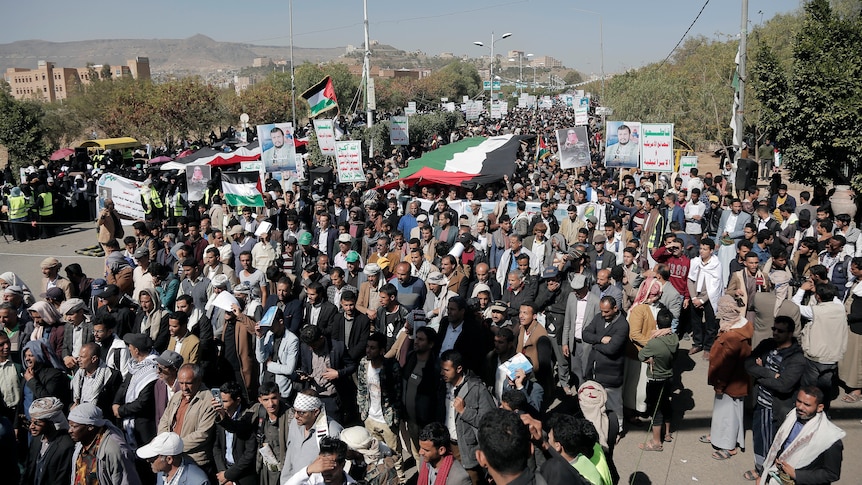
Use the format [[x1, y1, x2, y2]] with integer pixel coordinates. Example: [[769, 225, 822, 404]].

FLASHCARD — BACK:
[[211, 388, 222, 404]]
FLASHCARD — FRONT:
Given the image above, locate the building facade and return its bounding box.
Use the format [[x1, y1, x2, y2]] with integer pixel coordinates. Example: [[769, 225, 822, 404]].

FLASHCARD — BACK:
[[4, 57, 151, 102]]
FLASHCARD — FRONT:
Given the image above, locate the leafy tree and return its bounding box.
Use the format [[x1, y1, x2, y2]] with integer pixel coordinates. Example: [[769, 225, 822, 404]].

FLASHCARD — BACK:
[[100, 64, 112, 80], [754, 0, 862, 187], [564, 71, 583, 85], [0, 80, 48, 172]]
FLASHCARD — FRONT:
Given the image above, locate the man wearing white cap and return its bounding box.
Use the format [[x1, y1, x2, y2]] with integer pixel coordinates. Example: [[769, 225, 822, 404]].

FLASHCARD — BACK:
[[280, 390, 345, 484], [424, 272, 457, 330], [40, 257, 73, 300], [68, 403, 142, 485], [137, 432, 209, 485]]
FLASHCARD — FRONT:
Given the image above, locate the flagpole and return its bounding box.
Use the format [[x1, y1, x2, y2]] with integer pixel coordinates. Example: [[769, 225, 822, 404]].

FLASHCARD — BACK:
[[290, 0, 297, 130], [735, 0, 748, 162], [363, 0, 373, 159]]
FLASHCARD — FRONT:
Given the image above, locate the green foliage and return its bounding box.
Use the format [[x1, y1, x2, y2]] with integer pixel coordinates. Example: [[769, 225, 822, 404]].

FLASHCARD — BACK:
[[749, 45, 788, 144], [564, 71, 583, 85], [0, 80, 49, 172], [753, 0, 862, 187]]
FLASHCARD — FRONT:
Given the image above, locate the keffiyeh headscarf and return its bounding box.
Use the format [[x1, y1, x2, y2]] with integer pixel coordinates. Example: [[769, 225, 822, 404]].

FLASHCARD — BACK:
[[29, 397, 68, 430], [0, 272, 35, 305], [67, 402, 108, 427], [28, 301, 62, 341], [631, 277, 662, 308], [578, 380, 610, 449], [717, 295, 746, 332], [340, 426, 382, 464]]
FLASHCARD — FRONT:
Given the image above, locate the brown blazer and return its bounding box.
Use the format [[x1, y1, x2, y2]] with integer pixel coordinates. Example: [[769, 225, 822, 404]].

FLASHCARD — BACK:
[[157, 388, 217, 467], [223, 313, 259, 394], [97, 208, 120, 244], [517, 320, 548, 372], [725, 269, 772, 309], [168, 333, 200, 364], [42, 275, 74, 300]]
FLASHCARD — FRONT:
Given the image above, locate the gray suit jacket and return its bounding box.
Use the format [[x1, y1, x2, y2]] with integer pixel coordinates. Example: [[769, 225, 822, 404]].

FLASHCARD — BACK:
[[562, 291, 601, 349], [591, 283, 624, 311], [658, 281, 683, 321], [62, 321, 94, 359], [717, 210, 752, 240]]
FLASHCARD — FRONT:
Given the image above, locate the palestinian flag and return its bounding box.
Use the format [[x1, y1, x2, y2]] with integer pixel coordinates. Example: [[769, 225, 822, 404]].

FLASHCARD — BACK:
[[301, 76, 338, 118], [222, 171, 264, 207], [535, 136, 550, 161], [378, 134, 532, 189]]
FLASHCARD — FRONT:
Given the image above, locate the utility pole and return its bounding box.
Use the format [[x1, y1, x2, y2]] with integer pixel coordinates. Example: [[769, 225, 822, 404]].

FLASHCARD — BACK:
[[289, 0, 296, 130]]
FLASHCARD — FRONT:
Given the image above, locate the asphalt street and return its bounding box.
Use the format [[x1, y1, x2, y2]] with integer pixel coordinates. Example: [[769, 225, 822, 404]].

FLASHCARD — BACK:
[[2, 222, 860, 484]]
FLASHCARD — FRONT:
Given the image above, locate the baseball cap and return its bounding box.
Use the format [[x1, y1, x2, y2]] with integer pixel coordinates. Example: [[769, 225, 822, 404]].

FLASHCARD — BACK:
[[586, 216, 598, 224], [489, 301, 509, 313], [541, 267, 559, 279], [298, 232, 313, 245], [133, 246, 149, 260], [337, 233, 352, 244], [708, 195, 720, 203], [363, 263, 381, 275], [99, 284, 120, 299], [228, 225, 243, 236], [416, 214, 429, 223], [345, 250, 360, 263], [136, 432, 184, 459]]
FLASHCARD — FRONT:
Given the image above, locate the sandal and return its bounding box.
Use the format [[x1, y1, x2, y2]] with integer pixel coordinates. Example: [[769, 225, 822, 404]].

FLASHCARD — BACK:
[[698, 435, 711, 444], [664, 433, 674, 443], [743, 470, 760, 481], [712, 449, 736, 460], [638, 441, 663, 452], [840, 393, 861, 403]]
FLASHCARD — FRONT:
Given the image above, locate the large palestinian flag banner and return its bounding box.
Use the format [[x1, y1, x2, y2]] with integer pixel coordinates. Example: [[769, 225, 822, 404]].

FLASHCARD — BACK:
[[381, 134, 531, 189]]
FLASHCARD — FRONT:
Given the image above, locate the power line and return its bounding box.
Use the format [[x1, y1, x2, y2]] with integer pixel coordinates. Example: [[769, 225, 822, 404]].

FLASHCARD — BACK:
[[656, 0, 711, 69]]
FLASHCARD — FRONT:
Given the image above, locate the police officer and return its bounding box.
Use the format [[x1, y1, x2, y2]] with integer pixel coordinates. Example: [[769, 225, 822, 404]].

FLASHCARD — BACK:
[[36, 183, 54, 239], [6, 186, 30, 242]]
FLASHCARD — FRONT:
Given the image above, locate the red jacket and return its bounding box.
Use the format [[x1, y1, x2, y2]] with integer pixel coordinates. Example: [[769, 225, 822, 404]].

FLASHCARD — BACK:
[[652, 246, 691, 298]]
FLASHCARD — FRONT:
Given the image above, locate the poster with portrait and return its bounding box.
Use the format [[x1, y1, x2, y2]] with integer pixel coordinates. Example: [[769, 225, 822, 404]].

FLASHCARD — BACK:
[[313, 119, 337, 156], [257, 122, 297, 174], [575, 97, 590, 126], [96, 172, 146, 220], [556, 127, 591, 169], [640, 123, 674, 172], [604, 120, 641, 168], [185, 164, 211, 201]]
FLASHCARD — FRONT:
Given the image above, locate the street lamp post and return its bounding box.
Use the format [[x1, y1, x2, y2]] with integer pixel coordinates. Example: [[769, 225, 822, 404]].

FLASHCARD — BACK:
[[508, 53, 527, 96], [474, 31, 511, 111]]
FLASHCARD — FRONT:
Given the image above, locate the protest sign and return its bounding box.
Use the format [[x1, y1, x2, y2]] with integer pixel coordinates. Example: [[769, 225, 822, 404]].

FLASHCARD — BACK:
[[640, 123, 674, 172], [257, 122, 298, 174], [389, 116, 409, 146], [556, 127, 591, 169], [334, 140, 366, 183], [185, 164, 211, 201], [604, 121, 641, 168], [96, 172, 146, 220], [313, 119, 337, 155]]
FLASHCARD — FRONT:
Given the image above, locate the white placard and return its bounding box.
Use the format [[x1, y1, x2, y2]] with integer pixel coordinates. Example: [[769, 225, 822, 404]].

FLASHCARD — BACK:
[[313, 118, 337, 155], [96, 173, 146, 220], [335, 140, 366, 183]]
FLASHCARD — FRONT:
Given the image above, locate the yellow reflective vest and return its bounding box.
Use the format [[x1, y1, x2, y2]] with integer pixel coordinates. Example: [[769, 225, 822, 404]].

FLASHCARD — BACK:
[[38, 192, 53, 217], [8, 195, 28, 219]]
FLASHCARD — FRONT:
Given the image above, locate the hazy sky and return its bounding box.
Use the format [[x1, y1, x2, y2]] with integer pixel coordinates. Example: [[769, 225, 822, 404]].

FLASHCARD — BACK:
[[4, 0, 798, 73]]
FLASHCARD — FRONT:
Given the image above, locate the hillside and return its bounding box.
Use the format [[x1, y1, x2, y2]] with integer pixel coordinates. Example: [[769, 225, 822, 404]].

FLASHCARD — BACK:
[[0, 34, 345, 73]]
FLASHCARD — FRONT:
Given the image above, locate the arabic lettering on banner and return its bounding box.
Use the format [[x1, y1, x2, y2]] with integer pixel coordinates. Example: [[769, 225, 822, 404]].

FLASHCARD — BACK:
[[466, 101, 482, 121], [575, 97, 589, 126], [506, 201, 542, 219], [500, 101, 508, 115], [490, 101, 502, 119], [640, 123, 674, 172], [313, 119, 337, 155], [185, 164, 211, 202], [334, 140, 366, 183], [389, 116, 409, 146], [96, 173, 146, 220], [679, 155, 698, 185], [556, 126, 591, 169]]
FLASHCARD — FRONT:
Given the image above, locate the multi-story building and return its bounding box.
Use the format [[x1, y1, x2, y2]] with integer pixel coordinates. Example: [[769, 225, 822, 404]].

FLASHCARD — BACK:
[[529, 55, 563, 68], [4, 57, 151, 102]]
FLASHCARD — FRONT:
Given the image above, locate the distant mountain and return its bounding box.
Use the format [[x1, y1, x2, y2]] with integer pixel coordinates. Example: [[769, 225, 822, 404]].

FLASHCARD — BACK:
[[0, 34, 346, 73]]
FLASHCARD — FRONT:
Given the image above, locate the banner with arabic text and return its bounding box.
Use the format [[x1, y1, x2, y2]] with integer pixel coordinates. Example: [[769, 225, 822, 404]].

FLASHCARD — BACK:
[[313, 119, 337, 155], [640, 123, 674, 172], [334, 140, 366, 183]]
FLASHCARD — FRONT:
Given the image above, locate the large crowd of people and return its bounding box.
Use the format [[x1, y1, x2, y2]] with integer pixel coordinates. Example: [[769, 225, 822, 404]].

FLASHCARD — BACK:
[[0, 103, 857, 485]]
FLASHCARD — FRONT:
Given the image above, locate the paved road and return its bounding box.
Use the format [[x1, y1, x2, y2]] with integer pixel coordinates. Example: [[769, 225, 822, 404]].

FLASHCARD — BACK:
[[2, 223, 860, 484]]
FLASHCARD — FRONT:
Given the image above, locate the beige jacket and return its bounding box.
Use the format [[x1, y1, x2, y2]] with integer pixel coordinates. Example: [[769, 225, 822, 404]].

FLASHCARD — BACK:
[[157, 388, 217, 467]]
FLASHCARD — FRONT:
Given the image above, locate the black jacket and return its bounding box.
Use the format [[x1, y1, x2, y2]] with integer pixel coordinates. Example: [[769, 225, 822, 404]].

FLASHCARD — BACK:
[[582, 313, 629, 388], [402, 350, 441, 427], [793, 439, 843, 485], [22, 430, 73, 485], [213, 407, 258, 485], [25, 365, 72, 408], [435, 318, 491, 376], [132, 311, 170, 352], [745, 339, 806, 420], [263, 295, 304, 335], [331, 313, 371, 363], [113, 374, 157, 447], [304, 301, 340, 337], [294, 338, 357, 400]]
